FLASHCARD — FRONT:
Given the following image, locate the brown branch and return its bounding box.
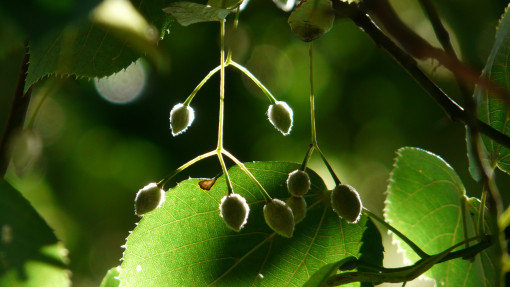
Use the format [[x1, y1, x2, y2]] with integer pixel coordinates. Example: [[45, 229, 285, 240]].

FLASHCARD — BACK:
[[0, 41, 33, 177], [361, 0, 510, 110], [333, 1, 510, 151]]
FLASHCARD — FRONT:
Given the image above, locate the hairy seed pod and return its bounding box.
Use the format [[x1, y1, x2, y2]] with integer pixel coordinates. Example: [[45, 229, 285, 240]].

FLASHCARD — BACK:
[[135, 183, 165, 216], [330, 184, 362, 224], [286, 169, 311, 196], [263, 199, 295, 237], [267, 101, 293, 136], [286, 196, 307, 224], [219, 193, 250, 231], [170, 103, 195, 136]]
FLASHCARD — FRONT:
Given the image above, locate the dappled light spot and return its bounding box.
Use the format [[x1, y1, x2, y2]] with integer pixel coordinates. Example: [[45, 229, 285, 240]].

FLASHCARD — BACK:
[[8, 129, 43, 176], [94, 60, 147, 104]]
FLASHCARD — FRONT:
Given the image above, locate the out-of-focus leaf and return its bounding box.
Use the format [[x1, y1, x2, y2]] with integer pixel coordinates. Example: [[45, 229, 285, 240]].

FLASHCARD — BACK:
[[163, 2, 231, 27], [0, 179, 70, 287], [99, 266, 120, 287], [119, 161, 383, 286], [24, 0, 169, 93], [288, 0, 335, 42], [473, 4, 510, 175], [385, 147, 497, 286], [0, 0, 100, 40]]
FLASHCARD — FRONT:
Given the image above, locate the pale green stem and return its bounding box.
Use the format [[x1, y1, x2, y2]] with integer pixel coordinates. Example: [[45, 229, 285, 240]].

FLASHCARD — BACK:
[[309, 42, 317, 145], [225, 8, 240, 62], [479, 187, 487, 234], [218, 20, 226, 150], [316, 146, 341, 185], [228, 60, 277, 104], [300, 144, 315, 171], [183, 65, 222, 106], [363, 208, 429, 259], [217, 152, 234, 194], [215, 20, 235, 195], [158, 150, 216, 188], [222, 149, 272, 200]]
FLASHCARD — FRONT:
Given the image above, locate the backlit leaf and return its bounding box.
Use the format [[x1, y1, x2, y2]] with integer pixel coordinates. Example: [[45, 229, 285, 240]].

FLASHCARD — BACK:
[[385, 147, 497, 286], [474, 4, 510, 175], [119, 161, 383, 286], [163, 2, 231, 27]]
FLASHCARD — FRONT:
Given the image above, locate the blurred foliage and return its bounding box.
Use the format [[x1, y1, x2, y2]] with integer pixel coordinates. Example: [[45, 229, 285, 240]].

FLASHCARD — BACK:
[[1, 0, 510, 286]]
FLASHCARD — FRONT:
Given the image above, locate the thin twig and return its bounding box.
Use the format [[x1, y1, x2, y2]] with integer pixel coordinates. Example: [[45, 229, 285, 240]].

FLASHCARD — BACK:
[[361, 0, 510, 109], [332, 1, 510, 151], [0, 41, 32, 177]]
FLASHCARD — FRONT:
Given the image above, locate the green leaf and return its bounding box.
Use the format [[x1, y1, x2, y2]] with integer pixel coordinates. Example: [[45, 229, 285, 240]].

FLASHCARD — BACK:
[[303, 257, 356, 287], [208, 0, 244, 10], [0, 179, 70, 287], [163, 2, 231, 27], [120, 161, 383, 286], [474, 4, 510, 175], [385, 147, 497, 286], [288, 0, 335, 42], [24, 0, 169, 93], [100, 266, 120, 287]]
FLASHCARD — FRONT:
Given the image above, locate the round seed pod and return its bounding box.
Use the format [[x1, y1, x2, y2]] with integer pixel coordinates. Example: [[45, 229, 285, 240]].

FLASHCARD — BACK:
[[330, 184, 362, 224], [135, 183, 165, 216], [219, 193, 250, 231], [286, 196, 307, 224], [286, 169, 311, 196], [263, 199, 295, 238], [170, 103, 195, 136], [288, 0, 335, 42], [267, 101, 293, 136]]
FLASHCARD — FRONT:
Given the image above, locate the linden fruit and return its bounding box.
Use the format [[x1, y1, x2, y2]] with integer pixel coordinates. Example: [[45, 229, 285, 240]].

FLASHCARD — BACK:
[[263, 199, 295, 237], [135, 182, 165, 216], [219, 193, 250, 231], [330, 184, 362, 224], [170, 103, 195, 136]]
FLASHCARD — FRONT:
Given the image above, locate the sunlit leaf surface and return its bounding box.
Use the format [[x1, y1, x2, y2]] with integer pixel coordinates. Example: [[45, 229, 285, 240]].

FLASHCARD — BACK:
[[120, 161, 382, 286]]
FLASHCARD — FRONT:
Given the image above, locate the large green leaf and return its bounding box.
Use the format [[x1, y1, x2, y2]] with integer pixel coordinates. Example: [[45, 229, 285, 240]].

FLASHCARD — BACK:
[[119, 161, 383, 286], [385, 147, 497, 286], [163, 2, 231, 27], [474, 4, 510, 175], [24, 0, 169, 93], [0, 179, 70, 287]]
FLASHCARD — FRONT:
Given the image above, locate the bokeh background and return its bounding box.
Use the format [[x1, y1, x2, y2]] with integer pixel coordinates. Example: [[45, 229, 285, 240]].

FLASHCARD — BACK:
[[1, 0, 509, 286]]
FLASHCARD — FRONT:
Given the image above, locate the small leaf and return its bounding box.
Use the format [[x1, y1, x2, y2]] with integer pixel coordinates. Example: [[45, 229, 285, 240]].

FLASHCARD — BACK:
[[208, 0, 244, 10], [163, 2, 231, 27], [288, 0, 335, 42], [473, 4, 510, 175], [385, 147, 497, 286], [303, 257, 356, 287], [99, 266, 120, 287], [120, 161, 383, 286], [0, 179, 70, 287]]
